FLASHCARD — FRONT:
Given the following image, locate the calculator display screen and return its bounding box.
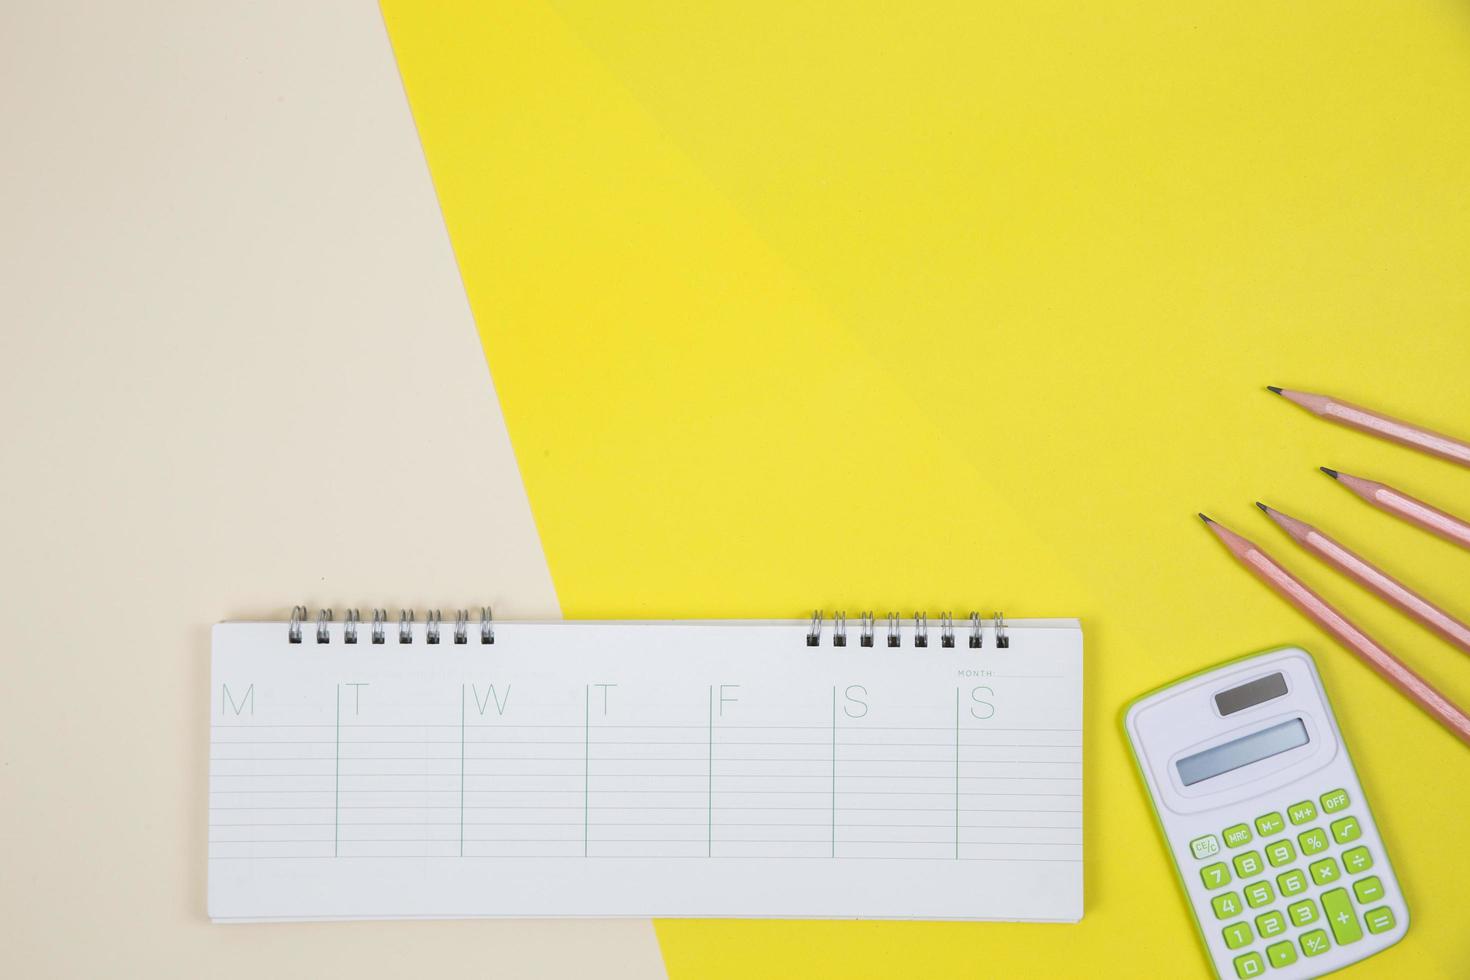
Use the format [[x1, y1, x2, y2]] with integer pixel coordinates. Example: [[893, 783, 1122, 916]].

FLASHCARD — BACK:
[[1176, 718, 1308, 786]]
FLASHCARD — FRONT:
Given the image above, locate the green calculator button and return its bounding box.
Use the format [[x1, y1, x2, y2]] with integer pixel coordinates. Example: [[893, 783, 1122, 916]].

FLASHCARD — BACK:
[[1309, 857, 1341, 886], [1190, 834, 1221, 860], [1331, 815, 1361, 845], [1320, 788, 1350, 813], [1287, 898, 1319, 927], [1264, 839, 1295, 868], [1277, 869, 1308, 897], [1223, 823, 1253, 848], [1353, 876, 1385, 904], [1342, 846, 1373, 875], [1254, 910, 1286, 939], [1200, 862, 1231, 889], [1232, 951, 1265, 978], [1222, 921, 1253, 949], [1266, 940, 1298, 969], [1321, 887, 1363, 945], [1364, 906, 1396, 934], [1287, 800, 1318, 825], [1232, 850, 1264, 878], [1254, 811, 1284, 836], [1212, 891, 1244, 919], [1298, 828, 1329, 855], [1244, 880, 1275, 909], [1299, 928, 1331, 958]]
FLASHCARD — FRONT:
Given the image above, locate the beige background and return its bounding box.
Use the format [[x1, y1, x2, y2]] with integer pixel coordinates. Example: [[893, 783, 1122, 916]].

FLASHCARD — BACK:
[[0, 2, 664, 976]]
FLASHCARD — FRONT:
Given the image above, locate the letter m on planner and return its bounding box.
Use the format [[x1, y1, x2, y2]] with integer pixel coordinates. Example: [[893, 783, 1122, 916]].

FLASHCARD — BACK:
[[221, 683, 254, 716], [471, 684, 511, 716]]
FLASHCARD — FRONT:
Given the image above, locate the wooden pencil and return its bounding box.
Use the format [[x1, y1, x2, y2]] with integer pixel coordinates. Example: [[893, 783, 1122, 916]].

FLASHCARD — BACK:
[[1199, 513, 1470, 748], [1256, 502, 1470, 657], [1321, 468, 1470, 551], [1269, 387, 1470, 467]]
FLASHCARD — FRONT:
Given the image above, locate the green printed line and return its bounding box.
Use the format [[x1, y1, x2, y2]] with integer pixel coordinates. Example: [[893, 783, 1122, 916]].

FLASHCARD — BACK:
[[334, 684, 340, 858], [707, 685, 713, 857], [583, 685, 589, 857], [459, 683, 466, 857]]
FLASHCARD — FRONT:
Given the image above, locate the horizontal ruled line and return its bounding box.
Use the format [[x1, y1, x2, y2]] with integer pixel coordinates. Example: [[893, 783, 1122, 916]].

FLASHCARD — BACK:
[[213, 740, 1082, 747], [209, 756, 1082, 764], [214, 790, 1082, 799], [210, 773, 1079, 781], [212, 838, 1080, 847], [207, 855, 1084, 863], [215, 724, 1081, 733], [211, 805, 454, 811], [213, 821, 1082, 831], [210, 811, 1081, 816]]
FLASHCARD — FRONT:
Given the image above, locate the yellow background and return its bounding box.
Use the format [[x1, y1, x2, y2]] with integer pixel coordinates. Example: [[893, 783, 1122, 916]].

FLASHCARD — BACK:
[[381, 2, 1470, 975]]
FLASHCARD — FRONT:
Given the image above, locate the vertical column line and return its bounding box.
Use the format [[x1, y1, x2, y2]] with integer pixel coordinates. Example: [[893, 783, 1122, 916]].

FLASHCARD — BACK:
[[707, 685, 713, 857], [334, 683, 340, 858], [459, 683, 466, 858], [583, 684, 589, 857], [955, 687, 960, 860], [830, 686, 836, 858]]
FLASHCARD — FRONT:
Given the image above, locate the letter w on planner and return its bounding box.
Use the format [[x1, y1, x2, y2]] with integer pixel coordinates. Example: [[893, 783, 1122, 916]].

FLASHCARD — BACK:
[[471, 684, 511, 716]]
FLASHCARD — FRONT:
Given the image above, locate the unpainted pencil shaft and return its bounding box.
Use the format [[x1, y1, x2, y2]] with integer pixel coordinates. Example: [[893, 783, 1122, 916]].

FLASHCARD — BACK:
[[1323, 469, 1470, 550], [1201, 514, 1470, 747], [1258, 503, 1470, 656], [1272, 388, 1470, 466]]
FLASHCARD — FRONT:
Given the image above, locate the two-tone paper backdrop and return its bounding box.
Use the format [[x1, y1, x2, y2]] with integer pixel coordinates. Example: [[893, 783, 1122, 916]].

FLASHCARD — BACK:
[[380, 2, 1470, 977], [2, 1, 1467, 977]]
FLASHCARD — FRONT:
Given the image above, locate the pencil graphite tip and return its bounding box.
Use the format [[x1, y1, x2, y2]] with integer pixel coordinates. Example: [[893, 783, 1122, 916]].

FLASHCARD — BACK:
[[1319, 467, 1340, 480], [1266, 386, 1283, 395], [1255, 501, 1271, 513], [1198, 513, 1215, 525]]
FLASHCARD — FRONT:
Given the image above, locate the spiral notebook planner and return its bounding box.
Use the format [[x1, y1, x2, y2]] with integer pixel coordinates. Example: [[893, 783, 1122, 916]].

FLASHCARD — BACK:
[[208, 610, 1083, 922]]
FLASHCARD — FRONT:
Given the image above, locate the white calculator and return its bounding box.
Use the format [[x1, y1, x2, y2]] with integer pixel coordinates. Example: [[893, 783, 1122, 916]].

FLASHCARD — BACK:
[[1124, 647, 1408, 979]]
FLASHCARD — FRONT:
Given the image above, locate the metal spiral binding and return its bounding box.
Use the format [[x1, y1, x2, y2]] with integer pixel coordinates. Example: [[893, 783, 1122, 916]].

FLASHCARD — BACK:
[[289, 606, 499, 645], [285, 605, 998, 649], [806, 609, 1009, 648]]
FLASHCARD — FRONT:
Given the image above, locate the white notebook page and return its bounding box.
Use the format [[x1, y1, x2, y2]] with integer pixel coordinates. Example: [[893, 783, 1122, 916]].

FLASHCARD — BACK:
[[208, 619, 1083, 921]]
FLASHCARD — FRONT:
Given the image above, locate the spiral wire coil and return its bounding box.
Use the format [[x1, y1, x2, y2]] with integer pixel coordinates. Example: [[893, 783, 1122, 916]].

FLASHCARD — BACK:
[[806, 610, 1010, 648], [288, 606, 496, 644], [288, 606, 1007, 648]]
